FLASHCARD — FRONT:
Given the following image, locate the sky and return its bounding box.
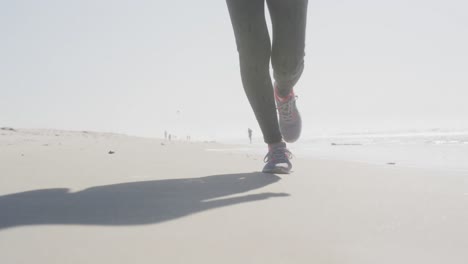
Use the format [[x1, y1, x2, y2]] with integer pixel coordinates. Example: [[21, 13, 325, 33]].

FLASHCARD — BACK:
[[1, 0, 468, 140]]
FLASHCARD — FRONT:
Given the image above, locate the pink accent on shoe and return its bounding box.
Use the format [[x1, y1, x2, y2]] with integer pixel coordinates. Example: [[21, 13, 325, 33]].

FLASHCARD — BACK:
[[274, 85, 295, 103]]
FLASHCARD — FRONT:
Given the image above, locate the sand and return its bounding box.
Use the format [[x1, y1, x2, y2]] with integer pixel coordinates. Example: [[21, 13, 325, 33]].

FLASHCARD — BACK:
[[0, 128, 467, 264]]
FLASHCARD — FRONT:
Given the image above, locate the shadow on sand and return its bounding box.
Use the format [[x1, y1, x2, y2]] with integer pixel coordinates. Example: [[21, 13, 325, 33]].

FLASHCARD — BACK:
[[0, 172, 288, 230]]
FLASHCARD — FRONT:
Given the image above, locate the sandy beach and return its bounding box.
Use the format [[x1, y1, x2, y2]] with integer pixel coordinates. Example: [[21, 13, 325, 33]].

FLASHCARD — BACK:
[[0, 128, 467, 264]]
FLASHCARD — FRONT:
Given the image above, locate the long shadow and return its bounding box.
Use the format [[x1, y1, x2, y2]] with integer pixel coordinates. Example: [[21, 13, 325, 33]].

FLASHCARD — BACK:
[[0, 172, 288, 230]]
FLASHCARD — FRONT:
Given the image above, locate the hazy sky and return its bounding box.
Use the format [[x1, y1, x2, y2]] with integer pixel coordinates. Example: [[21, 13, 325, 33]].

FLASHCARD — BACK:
[[1, 0, 468, 140]]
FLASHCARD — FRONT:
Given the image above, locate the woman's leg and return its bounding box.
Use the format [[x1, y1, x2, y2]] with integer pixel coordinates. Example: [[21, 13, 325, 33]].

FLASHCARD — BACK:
[[226, 0, 282, 144], [267, 0, 308, 96]]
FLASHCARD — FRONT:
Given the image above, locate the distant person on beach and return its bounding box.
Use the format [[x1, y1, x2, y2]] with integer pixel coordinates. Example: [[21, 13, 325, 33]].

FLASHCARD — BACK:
[[226, 0, 307, 173], [248, 128, 253, 144], [164, 131, 168, 141]]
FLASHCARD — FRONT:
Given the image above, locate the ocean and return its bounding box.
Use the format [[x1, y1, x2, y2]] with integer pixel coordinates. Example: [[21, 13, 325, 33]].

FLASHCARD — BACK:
[[210, 130, 468, 173]]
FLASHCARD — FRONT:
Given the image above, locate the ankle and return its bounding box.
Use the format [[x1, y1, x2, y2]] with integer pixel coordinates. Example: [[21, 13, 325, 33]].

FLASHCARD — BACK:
[[268, 141, 286, 149], [279, 89, 292, 98], [275, 84, 293, 98]]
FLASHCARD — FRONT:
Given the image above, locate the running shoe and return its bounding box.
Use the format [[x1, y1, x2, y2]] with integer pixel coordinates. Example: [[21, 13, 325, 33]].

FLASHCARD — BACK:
[[262, 142, 292, 174], [274, 84, 302, 143]]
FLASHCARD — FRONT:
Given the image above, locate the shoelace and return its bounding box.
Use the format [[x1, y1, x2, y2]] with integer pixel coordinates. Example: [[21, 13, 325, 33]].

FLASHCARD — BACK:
[[264, 146, 293, 163], [277, 96, 298, 122]]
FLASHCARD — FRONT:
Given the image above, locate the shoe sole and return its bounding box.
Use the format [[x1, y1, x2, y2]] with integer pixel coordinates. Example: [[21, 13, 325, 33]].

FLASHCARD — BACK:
[[279, 111, 302, 143], [274, 85, 302, 143], [262, 167, 291, 174]]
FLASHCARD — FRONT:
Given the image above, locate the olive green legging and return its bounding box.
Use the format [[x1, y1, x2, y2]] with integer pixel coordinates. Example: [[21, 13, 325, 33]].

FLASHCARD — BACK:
[[226, 0, 308, 144]]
